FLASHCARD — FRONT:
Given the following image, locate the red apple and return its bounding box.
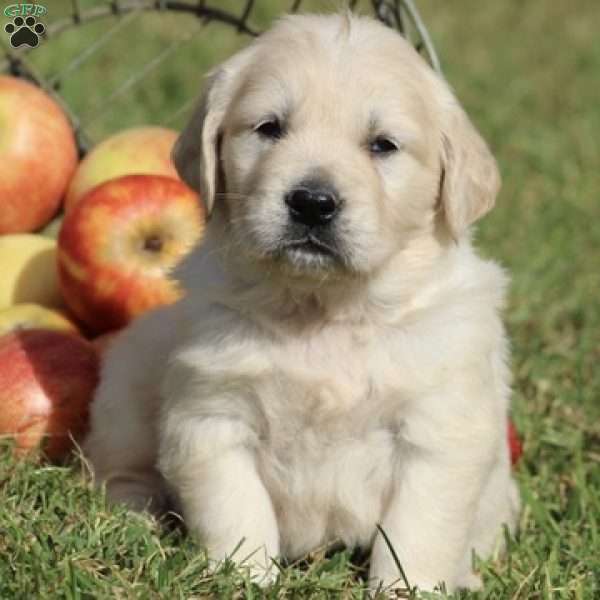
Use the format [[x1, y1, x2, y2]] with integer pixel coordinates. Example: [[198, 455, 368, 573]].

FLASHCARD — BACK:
[[508, 419, 523, 466], [58, 174, 204, 334], [0, 76, 78, 234], [64, 126, 180, 212], [0, 329, 99, 460]]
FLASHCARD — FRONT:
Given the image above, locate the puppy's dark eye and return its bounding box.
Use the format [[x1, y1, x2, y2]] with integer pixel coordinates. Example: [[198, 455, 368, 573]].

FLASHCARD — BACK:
[[369, 136, 399, 155], [254, 118, 283, 140]]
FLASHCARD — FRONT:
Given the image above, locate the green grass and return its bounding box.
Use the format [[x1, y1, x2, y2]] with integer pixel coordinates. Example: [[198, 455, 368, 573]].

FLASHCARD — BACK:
[[2, 1, 600, 597]]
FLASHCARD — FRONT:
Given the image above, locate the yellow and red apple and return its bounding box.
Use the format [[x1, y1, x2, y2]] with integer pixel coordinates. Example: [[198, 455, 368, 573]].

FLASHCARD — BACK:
[[58, 174, 204, 334], [64, 126, 180, 212], [0, 303, 79, 337], [0, 76, 78, 234], [0, 234, 64, 310], [0, 329, 99, 460]]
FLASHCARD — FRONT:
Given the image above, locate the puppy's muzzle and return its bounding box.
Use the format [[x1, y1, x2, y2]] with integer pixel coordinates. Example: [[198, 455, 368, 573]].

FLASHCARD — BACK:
[[284, 180, 341, 228], [276, 179, 348, 270]]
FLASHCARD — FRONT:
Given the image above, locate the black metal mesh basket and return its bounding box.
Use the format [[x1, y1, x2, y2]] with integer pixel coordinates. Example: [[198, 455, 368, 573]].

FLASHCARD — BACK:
[[1, 0, 440, 156]]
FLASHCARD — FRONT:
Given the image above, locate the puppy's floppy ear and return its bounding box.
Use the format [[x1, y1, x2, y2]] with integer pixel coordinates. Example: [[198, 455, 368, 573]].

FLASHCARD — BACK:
[[172, 46, 255, 216], [438, 95, 501, 239]]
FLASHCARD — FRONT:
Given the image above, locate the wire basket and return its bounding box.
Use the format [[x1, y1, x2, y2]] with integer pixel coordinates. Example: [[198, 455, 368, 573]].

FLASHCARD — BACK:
[[1, 0, 440, 156]]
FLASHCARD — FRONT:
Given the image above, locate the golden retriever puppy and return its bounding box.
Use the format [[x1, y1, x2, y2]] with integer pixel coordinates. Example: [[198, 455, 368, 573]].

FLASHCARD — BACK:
[[84, 13, 520, 593]]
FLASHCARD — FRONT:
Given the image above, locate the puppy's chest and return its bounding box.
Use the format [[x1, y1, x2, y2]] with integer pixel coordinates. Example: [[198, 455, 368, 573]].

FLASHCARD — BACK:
[[259, 335, 402, 443], [252, 331, 402, 552], [255, 329, 404, 461]]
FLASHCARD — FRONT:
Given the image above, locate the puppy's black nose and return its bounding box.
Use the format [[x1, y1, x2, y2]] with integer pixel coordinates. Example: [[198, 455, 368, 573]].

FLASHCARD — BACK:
[[285, 182, 340, 227]]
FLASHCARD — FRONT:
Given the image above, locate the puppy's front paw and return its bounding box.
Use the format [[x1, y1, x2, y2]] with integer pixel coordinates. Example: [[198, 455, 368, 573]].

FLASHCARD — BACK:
[[455, 570, 483, 591], [241, 553, 278, 587], [210, 550, 278, 588], [369, 562, 443, 597], [247, 561, 278, 588], [371, 570, 482, 597], [370, 581, 414, 599], [368, 566, 413, 597]]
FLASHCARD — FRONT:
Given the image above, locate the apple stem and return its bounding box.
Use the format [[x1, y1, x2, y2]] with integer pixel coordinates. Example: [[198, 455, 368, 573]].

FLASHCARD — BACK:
[[144, 235, 163, 253]]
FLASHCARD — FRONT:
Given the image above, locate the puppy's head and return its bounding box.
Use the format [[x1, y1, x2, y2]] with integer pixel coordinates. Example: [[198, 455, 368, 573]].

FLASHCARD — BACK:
[[174, 14, 499, 284]]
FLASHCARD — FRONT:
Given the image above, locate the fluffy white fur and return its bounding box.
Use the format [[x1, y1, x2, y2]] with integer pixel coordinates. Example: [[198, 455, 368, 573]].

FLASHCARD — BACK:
[[84, 14, 520, 593]]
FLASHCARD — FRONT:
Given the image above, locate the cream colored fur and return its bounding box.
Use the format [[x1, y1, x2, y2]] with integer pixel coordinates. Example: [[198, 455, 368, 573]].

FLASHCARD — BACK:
[[84, 14, 520, 594]]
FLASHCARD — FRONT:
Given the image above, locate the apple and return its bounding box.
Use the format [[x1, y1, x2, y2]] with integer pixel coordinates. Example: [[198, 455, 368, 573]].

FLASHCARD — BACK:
[[0, 329, 99, 460], [58, 174, 204, 334], [39, 214, 64, 239], [0, 234, 63, 310], [0, 76, 78, 234], [0, 303, 79, 337], [64, 126, 180, 212], [508, 419, 522, 466]]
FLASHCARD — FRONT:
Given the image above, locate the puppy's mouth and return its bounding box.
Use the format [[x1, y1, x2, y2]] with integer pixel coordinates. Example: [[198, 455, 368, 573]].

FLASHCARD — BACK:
[[282, 234, 338, 257], [272, 231, 348, 272]]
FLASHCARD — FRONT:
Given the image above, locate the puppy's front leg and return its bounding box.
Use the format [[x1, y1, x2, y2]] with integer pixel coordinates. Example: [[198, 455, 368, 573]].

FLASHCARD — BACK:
[[370, 403, 499, 593], [158, 414, 279, 582]]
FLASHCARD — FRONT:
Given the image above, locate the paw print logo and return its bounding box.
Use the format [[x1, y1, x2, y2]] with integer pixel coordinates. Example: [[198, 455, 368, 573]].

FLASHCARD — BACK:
[[4, 16, 45, 48]]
